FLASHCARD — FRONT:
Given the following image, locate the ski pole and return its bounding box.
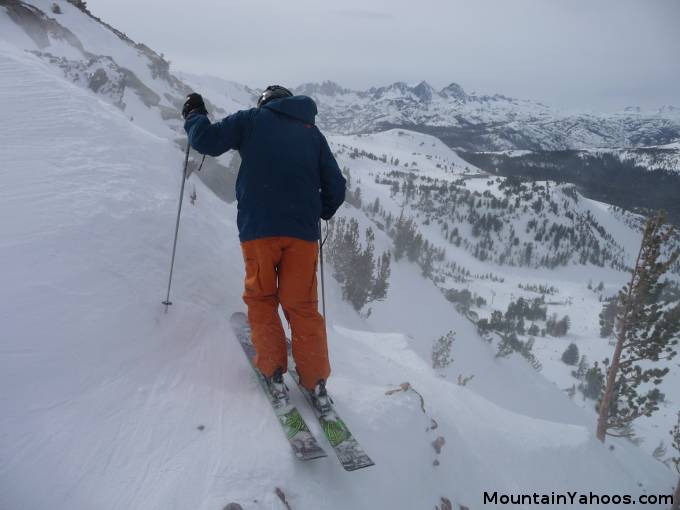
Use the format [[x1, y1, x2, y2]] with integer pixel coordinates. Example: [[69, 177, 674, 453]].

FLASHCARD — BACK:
[[162, 143, 191, 312], [318, 220, 327, 321]]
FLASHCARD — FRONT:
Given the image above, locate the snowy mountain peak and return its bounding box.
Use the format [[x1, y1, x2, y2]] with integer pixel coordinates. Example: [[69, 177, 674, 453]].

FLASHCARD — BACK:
[[295, 80, 350, 97], [659, 104, 680, 115], [439, 82, 467, 101], [412, 80, 436, 101], [369, 80, 413, 99]]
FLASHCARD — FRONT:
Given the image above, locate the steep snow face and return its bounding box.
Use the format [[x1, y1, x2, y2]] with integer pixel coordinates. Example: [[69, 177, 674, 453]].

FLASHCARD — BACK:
[[0, 0, 194, 138], [1, 43, 676, 510], [176, 71, 258, 113], [296, 80, 680, 151], [332, 128, 477, 179]]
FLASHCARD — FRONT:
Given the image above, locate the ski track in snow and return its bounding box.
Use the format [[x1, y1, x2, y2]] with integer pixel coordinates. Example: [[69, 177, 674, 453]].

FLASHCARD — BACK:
[[0, 12, 677, 510]]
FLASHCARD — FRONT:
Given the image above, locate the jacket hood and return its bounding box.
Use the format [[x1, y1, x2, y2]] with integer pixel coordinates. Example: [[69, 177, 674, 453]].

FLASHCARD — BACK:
[[262, 95, 317, 124]]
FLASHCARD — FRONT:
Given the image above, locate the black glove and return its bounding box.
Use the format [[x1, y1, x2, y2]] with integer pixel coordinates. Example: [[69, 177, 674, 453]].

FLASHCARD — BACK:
[[182, 93, 208, 119]]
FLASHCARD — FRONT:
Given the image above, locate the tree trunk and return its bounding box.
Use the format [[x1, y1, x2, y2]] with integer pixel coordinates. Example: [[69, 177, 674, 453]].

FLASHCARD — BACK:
[[596, 239, 644, 443], [596, 332, 625, 442], [672, 474, 679, 510]]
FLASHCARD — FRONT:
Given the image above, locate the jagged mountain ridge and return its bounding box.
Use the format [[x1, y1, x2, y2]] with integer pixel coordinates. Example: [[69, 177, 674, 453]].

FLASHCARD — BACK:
[[296, 80, 680, 151]]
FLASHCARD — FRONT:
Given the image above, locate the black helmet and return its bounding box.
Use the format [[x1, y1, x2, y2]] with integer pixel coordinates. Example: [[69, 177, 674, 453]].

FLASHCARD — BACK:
[[257, 85, 293, 108]]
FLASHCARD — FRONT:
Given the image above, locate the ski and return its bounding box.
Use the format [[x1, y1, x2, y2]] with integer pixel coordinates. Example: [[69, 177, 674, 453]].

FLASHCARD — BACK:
[[288, 363, 375, 471], [230, 312, 327, 461]]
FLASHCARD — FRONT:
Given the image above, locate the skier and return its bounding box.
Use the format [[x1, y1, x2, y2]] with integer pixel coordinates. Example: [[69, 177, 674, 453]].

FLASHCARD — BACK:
[[182, 86, 346, 405]]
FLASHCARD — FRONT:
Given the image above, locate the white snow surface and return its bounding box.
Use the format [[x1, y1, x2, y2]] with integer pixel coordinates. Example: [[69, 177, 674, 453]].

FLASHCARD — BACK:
[[176, 71, 257, 113], [329, 129, 680, 456], [0, 0, 187, 139], [0, 43, 677, 510]]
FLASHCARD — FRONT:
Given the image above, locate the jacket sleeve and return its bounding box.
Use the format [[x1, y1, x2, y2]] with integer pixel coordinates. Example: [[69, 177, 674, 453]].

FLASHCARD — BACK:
[[319, 134, 346, 220], [183, 109, 253, 157]]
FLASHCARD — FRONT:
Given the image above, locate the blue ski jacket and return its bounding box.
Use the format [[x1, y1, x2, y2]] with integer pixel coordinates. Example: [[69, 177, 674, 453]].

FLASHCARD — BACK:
[[184, 96, 346, 242]]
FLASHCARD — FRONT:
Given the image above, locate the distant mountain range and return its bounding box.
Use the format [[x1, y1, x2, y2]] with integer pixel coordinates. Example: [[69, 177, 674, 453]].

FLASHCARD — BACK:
[[294, 80, 680, 152]]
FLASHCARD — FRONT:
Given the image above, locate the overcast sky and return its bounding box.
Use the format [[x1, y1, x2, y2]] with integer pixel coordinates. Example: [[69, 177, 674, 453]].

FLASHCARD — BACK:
[[86, 0, 680, 112]]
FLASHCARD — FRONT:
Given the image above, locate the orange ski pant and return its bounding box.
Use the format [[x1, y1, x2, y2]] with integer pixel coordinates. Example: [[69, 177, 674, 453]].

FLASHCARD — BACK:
[[240, 236, 330, 390]]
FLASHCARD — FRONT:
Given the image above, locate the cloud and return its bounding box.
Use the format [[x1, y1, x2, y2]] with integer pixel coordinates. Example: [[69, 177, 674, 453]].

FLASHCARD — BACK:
[[332, 8, 394, 20], [85, 0, 680, 111]]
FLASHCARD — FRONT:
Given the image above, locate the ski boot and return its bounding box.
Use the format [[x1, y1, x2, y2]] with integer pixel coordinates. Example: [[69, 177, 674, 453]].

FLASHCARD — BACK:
[[264, 367, 289, 405], [310, 379, 332, 415]]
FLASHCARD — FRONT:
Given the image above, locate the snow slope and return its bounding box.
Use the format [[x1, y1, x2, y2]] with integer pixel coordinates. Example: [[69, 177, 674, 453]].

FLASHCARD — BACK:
[[330, 128, 680, 466], [1, 36, 677, 510], [0, 0, 194, 139], [583, 145, 680, 175], [176, 71, 257, 113]]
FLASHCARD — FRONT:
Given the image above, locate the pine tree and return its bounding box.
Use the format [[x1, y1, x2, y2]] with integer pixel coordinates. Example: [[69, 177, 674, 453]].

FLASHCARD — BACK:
[[432, 331, 455, 369], [580, 362, 605, 400], [599, 298, 618, 338], [420, 244, 435, 278], [495, 332, 518, 359], [516, 316, 526, 335], [326, 219, 391, 311], [406, 231, 423, 263], [371, 197, 381, 214], [596, 212, 680, 442], [343, 227, 374, 310], [671, 412, 680, 510], [561, 343, 579, 365], [329, 217, 360, 285], [371, 252, 391, 301], [392, 212, 410, 261], [572, 355, 588, 380], [546, 313, 558, 336], [553, 315, 570, 337], [67, 0, 88, 11]]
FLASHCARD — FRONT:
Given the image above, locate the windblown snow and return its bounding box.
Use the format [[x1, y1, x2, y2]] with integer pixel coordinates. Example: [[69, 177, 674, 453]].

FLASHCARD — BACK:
[[0, 2, 678, 509]]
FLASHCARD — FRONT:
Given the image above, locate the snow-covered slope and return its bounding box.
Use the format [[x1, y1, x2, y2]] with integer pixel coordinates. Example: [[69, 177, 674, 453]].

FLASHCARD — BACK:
[[176, 71, 257, 113], [583, 143, 680, 175], [2, 2, 679, 509], [0, 0, 204, 139], [329, 128, 680, 467], [1, 30, 677, 510], [477, 141, 680, 176], [460, 143, 680, 226]]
